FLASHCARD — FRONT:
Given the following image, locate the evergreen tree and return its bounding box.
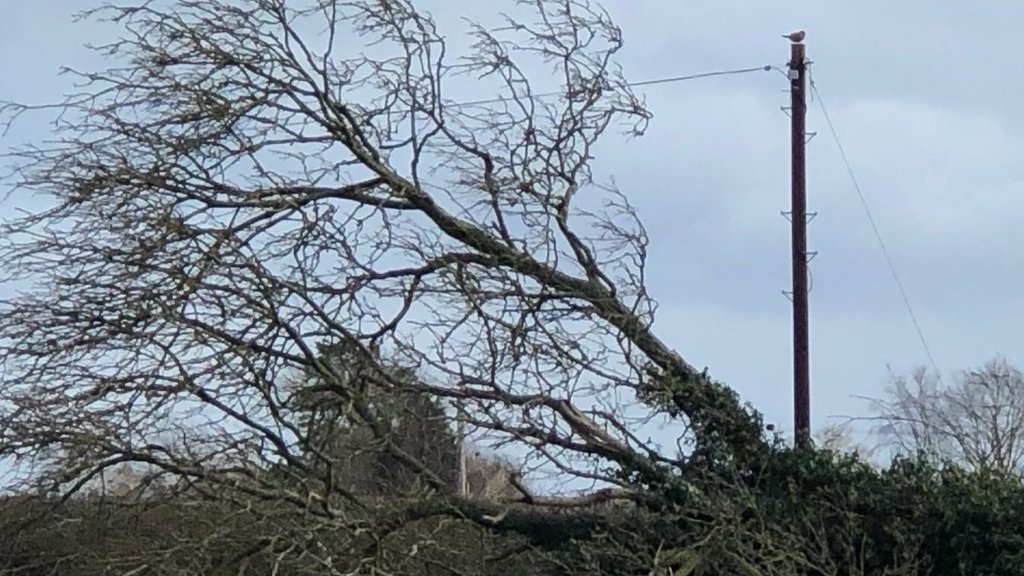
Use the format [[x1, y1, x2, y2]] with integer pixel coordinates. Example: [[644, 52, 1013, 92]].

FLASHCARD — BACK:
[[286, 341, 460, 497]]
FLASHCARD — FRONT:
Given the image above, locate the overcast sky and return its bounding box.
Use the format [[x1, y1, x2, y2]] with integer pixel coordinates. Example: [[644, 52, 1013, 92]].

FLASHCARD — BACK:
[[3, 1, 1023, 444]]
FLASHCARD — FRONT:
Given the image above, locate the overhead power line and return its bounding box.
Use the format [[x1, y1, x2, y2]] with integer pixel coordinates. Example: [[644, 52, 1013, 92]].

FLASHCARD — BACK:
[[451, 64, 775, 108], [810, 80, 942, 378]]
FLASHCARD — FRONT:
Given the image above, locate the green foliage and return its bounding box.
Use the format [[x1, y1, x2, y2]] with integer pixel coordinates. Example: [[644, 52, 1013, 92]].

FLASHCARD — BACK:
[[687, 448, 1024, 575], [534, 448, 1024, 576], [639, 364, 768, 469]]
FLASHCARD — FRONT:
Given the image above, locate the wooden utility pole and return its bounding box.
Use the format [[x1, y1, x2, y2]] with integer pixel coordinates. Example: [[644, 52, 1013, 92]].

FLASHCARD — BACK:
[[788, 36, 811, 447], [456, 400, 468, 496]]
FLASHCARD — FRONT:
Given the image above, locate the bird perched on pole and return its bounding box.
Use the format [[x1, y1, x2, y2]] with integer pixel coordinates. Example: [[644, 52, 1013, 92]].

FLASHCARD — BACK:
[[783, 30, 806, 43]]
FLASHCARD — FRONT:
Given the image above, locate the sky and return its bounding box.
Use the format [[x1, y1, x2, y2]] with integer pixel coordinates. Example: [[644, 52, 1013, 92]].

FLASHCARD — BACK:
[[2, 1, 1024, 447]]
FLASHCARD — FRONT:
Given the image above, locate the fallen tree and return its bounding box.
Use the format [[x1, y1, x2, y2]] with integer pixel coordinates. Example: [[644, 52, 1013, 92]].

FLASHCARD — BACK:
[[2, 1, 1022, 575]]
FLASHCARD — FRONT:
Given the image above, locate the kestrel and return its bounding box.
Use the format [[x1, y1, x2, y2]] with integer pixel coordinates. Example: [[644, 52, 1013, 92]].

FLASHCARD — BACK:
[[783, 30, 806, 43]]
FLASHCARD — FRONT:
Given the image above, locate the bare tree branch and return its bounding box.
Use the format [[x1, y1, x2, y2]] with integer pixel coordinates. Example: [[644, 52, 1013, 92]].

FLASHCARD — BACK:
[[0, 0, 765, 571]]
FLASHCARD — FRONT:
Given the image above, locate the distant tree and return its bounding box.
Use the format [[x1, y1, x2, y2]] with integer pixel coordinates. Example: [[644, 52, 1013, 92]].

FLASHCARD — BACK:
[[814, 421, 878, 461], [869, 356, 1024, 475]]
